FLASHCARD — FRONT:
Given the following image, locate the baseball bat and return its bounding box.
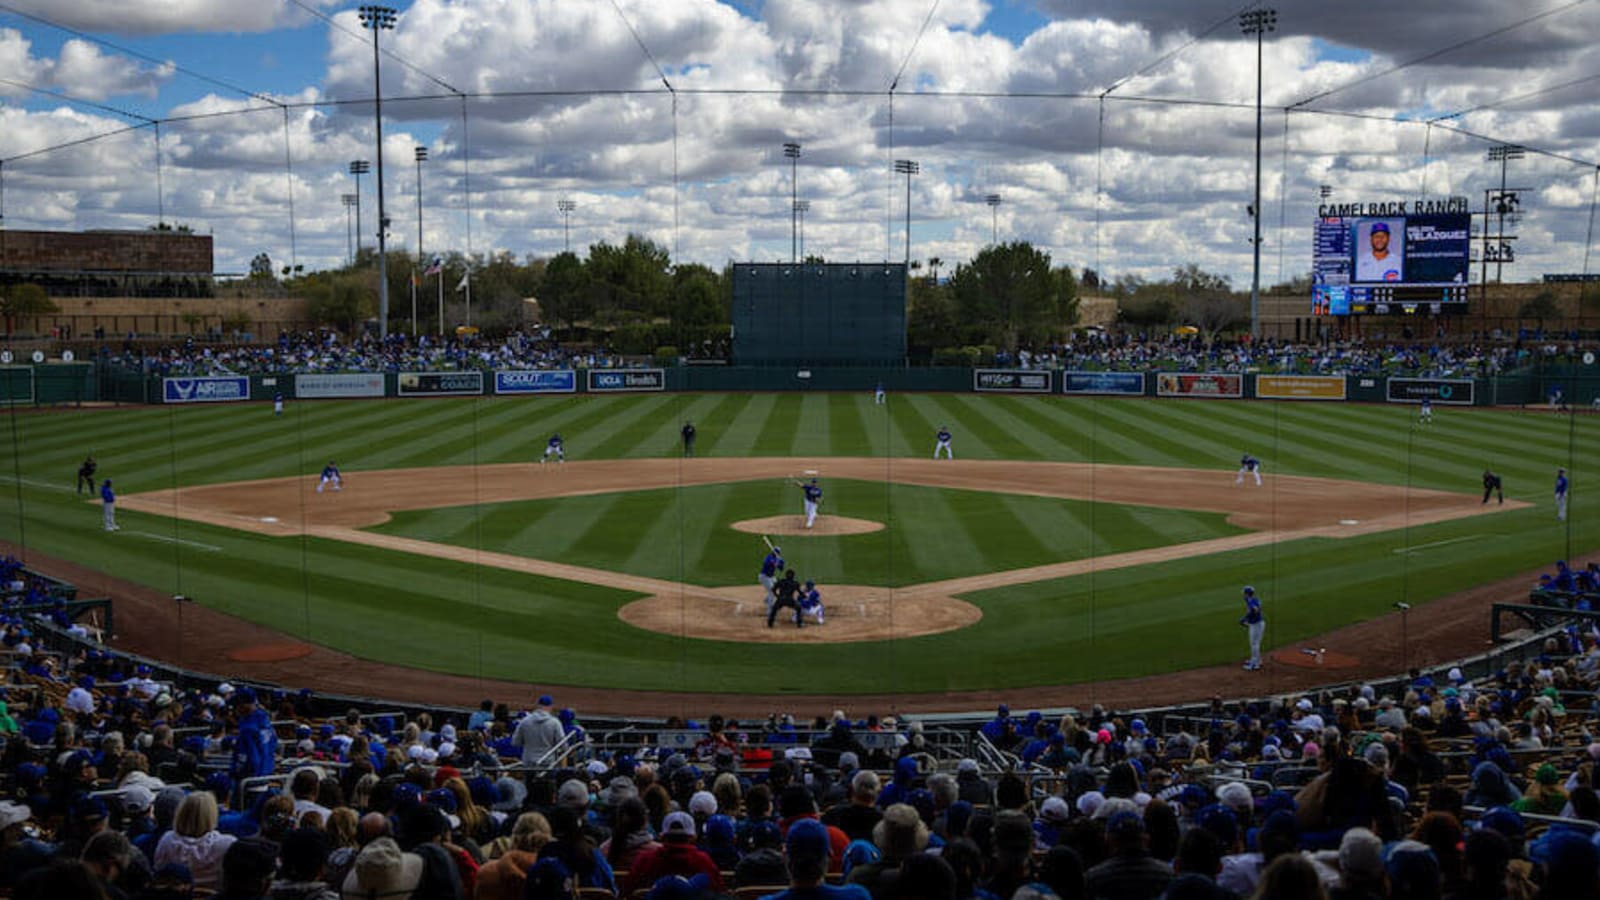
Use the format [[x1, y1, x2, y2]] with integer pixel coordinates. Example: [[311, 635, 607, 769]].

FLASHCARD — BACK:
[[763, 535, 775, 552]]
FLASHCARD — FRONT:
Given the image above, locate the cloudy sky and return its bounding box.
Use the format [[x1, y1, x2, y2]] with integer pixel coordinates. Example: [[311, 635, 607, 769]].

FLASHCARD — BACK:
[[1, 0, 1598, 286]]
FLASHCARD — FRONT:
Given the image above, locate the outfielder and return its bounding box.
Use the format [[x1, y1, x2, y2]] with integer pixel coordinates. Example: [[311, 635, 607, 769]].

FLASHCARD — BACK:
[[799, 579, 824, 625], [1418, 398, 1432, 424], [1239, 586, 1264, 671], [934, 426, 953, 459], [542, 432, 565, 464], [1236, 454, 1262, 486], [1556, 467, 1570, 520], [794, 477, 823, 529], [273, 392, 284, 417], [317, 460, 343, 493], [758, 545, 785, 612]]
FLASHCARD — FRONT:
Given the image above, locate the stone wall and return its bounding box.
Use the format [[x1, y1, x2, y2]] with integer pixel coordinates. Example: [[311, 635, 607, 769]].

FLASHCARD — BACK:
[[0, 229, 213, 274]]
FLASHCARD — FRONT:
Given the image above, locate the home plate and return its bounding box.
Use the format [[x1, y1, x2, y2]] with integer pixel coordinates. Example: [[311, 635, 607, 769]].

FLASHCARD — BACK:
[[261, 516, 280, 524], [1339, 519, 1359, 526]]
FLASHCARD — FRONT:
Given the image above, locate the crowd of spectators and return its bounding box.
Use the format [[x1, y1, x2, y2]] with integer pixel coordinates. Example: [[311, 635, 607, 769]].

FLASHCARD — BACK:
[[2, 558, 1600, 898], [1004, 336, 1527, 378]]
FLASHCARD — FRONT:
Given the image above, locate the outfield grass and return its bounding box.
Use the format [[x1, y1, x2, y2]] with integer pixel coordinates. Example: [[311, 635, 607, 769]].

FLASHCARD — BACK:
[[371, 479, 1247, 588], [0, 393, 1592, 694]]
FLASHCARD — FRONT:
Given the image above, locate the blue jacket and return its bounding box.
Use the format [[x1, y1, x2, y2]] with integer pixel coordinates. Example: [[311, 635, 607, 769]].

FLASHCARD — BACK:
[[231, 708, 279, 779], [100, 483, 115, 504]]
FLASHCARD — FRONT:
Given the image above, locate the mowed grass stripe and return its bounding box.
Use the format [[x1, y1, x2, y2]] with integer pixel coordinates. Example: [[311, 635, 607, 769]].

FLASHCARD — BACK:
[[1001, 397, 1097, 462], [936, 395, 1051, 460], [448, 396, 589, 463], [828, 395, 874, 457], [886, 393, 940, 458], [1042, 400, 1161, 466], [790, 394, 832, 457], [946, 488, 1056, 565], [750, 395, 803, 455], [693, 394, 758, 457], [713, 395, 777, 457], [1097, 400, 1246, 470], [976, 396, 1087, 461], [914, 395, 1009, 458], [890, 486, 989, 577]]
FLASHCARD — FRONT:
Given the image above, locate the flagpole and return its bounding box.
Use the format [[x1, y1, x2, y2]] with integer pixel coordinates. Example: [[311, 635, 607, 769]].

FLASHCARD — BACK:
[[410, 273, 417, 337], [436, 269, 443, 337]]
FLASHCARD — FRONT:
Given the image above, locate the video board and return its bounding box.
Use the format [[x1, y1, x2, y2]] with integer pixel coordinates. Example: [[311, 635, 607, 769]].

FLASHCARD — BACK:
[[1312, 198, 1472, 316]]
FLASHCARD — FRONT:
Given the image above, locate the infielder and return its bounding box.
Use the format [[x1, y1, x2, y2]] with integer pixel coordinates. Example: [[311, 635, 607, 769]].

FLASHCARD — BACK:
[[767, 568, 803, 629], [542, 432, 565, 464], [758, 545, 785, 612], [934, 426, 953, 459], [794, 477, 823, 528], [1239, 586, 1264, 671], [1236, 454, 1262, 486], [1418, 398, 1432, 424], [317, 460, 343, 493], [799, 579, 824, 625], [1556, 467, 1570, 520], [100, 479, 118, 532], [874, 382, 886, 405]]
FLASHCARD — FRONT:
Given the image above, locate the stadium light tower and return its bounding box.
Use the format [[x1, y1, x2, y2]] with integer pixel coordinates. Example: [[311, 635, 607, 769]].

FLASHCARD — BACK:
[[895, 159, 919, 266], [1487, 144, 1525, 284], [341, 194, 358, 266], [985, 194, 1002, 246], [359, 4, 398, 338], [348, 161, 369, 260], [783, 142, 801, 262], [1319, 184, 1333, 201], [558, 199, 576, 253], [794, 200, 811, 260], [1241, 6, 1277, 338]]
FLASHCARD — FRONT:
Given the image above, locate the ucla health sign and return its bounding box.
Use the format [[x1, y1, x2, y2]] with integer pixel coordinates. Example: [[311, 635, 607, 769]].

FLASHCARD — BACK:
[[587, 369, 665, 392], [494, 370, 577, 394], [163, 376, 249, 403]]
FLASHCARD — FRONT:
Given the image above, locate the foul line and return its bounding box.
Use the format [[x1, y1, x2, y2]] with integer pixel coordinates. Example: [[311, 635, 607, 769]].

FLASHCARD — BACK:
[[0, 476, 75, 494], [1391, 535, 1482, 555], [121, 531, 222, 552]]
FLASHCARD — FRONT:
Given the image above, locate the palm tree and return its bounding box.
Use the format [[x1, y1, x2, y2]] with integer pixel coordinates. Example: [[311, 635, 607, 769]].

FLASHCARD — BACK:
[[928, 257, 943, 284]]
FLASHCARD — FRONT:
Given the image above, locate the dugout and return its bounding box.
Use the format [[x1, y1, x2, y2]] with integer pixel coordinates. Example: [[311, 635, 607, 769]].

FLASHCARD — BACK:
[[730, 263, 907, 365]]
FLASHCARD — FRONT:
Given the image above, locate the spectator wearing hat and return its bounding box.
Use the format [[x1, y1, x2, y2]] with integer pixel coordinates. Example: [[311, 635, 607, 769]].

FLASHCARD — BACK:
[[154, 792, 236, 890], [846, 803, 928, 900], [512, 696, 566, 767], [766, 819, 870, 900], [777, 786, 850, 870], [824, 771, 883, 843], [401, 802, 476, 899], [1084, 811, 1171, 900], [733, 820, 787, 888], [955, 760, 992, 807], [624, 811, 723, 897], [476, 812, 553, 900], [341, 836, 424, 899], [1511, 763, 1566, 816]]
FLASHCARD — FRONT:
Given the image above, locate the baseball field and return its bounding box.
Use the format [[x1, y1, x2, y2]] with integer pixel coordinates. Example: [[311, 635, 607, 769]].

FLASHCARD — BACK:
[[0, 392, 1591, 706]]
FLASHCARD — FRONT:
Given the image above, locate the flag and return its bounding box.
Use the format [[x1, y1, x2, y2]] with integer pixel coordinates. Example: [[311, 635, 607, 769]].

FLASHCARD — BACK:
[[423, 255, 443, 276], [455, 271, 470, 293]]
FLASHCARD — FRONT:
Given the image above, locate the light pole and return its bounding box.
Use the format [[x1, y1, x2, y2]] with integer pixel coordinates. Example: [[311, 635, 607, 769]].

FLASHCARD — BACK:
[[895, 159, 918, 266], [1487, 144, 1524, 284], [558, 199, 575, 254], [1241, 7, 1276, 339], [985, 193, 1002, 246], [1319, 184, 1333, 202], [794, 200, 811, 261], [412, 145, 427, 337], [359, 4, 397, 338], [783, 142, 801, 263], [341, 193, 358, 266], [348, 160, 369, 260]]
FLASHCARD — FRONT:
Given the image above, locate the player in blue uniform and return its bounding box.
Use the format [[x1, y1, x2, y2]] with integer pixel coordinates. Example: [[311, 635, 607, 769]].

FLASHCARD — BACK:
[[542, 432, 565, 464], [759, 546, 784, 613], [1418, 398, 1432, 424], [1556, 467, 1569, 520], [100, 479, 118, 531], [1236, 454, 1261, 486], [317, 460, 342, 493], [799, 579, 824, 625], [793, 478, 823, 528], [934, 426, 953, 459], [1239, 586, 1264, 671], [273, 392, 284, 417]]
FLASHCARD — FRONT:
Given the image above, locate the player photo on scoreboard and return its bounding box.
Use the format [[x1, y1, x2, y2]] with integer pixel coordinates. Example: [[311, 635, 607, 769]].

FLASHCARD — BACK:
[[1354, 218, 1405, 283]]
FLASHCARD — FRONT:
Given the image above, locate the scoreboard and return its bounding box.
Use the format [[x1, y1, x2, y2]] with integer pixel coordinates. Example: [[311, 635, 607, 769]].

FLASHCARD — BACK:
[[1312, 209, 1472, 316]]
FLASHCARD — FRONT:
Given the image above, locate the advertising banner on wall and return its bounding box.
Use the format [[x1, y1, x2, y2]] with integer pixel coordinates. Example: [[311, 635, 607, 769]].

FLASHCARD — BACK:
[[494, 370, 577, 394], [973, 369, 1052, 393], [294, 373, 386, 399], [397, 371, 484, 396], [1254, 375, 1346, 401], [163, 376, 249, 403], [1062, 371, 1145, 395], [1386, 377, 1475, 405], [587, 369, 666, 392], [1154, 373, 1243, 399]]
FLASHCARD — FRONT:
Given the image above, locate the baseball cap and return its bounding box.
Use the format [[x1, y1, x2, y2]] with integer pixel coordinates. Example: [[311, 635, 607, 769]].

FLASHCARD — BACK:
[[1371, 222, 1389, 234], [662, 811, 696, 838], [537, 694, 554, 707], [1106, 811, 1145, 839], [786, 818, 830, 860], [1040, 796, 1071, 823], [688, 791, 717, 816]]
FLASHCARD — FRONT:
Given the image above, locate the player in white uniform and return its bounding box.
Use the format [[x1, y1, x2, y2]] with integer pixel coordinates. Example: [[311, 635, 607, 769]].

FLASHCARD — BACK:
[[542, 433, 565, 464], [273, 393, 284, 417], [317, 460, 342, 493], [1236, 454, 1262, 486], [1418, 398, 1432, 424], [793, 478, 822, 529], [874, 382, 886, 405], [934, 426, 953, 459], [799, 579, 824, 625]]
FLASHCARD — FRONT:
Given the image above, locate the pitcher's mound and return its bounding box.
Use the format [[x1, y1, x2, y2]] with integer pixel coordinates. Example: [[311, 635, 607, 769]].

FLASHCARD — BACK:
[[731, 515, 884, 537]]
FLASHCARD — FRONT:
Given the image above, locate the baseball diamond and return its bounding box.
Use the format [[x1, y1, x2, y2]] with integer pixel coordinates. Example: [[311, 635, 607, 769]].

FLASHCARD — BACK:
[[0, 391, 1590, 704]]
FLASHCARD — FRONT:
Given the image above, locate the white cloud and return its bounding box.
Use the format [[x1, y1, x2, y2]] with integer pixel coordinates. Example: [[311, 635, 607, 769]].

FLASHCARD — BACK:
[[2, 0, 334, 36]]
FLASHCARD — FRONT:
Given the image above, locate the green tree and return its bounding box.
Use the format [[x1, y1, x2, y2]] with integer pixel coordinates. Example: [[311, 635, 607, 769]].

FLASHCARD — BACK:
[[907, 276, 960, 356], [304, 274, 373, 333], [1118, 295, 1176, 329], [1172, 264, 1242, 345], [249, 252, 275, 281], [0, 283, 57, 335], [538, 251, 593, 332], [948, 241, 1074, 353], [586, 233, 672, 324], [1519, 291, 1561, 331]]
